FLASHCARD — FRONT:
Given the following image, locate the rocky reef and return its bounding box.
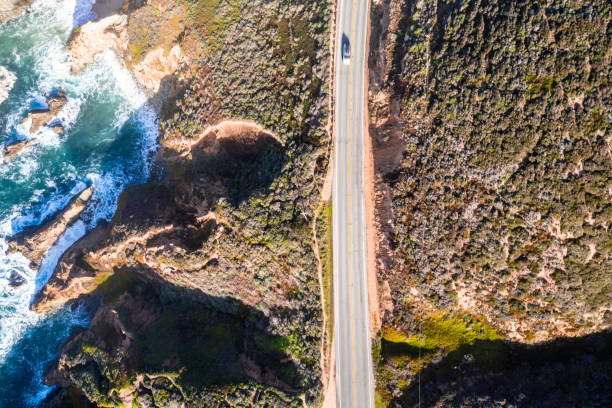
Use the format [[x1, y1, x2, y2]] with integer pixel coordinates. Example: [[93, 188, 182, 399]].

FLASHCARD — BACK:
[[3, 91, 68, 162], [368, 0, 611, 406], [9, 185, 93, 270], [0, 0, 33, 25], [37, 0, 333, 407]]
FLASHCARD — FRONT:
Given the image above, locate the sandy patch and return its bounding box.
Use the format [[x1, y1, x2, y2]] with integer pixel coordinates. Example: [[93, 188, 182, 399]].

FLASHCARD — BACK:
[[312, 204, 330, 394], [131, 44, 187, 94], [321, 337, 336, 408], [322, 158, 333, 201], [191, 120, 282, 158]]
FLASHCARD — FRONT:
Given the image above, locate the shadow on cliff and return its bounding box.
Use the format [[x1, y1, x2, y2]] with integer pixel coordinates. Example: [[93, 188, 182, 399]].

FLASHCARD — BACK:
[[165, 119, 286, 206], [384, 329, 612, 407], [40, 268, 305, 406]]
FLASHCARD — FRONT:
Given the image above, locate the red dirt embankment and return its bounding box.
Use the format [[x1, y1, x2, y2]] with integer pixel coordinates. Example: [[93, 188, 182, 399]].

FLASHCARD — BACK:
[[365, 0, 406, 335]]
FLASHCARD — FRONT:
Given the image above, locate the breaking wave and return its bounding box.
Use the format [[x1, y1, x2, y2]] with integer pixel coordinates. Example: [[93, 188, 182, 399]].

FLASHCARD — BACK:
[[0, 0, 159, 405]]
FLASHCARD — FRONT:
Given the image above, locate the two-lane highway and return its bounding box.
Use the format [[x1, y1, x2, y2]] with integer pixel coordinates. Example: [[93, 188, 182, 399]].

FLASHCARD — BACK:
[[332, 0, 374, 406]]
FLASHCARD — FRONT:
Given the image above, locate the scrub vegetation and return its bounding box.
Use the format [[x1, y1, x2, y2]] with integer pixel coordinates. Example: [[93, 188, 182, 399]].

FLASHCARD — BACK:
[[42, 0, 333, 407], [369, 0, 611, 406]]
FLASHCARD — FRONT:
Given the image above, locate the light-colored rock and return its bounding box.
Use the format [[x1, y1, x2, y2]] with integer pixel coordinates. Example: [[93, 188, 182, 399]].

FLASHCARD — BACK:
[[0, 0, 32, 25], [68, 14, 128, 75], [23, 91, 68, 133], [31, 221, 107, 314], [3, 92, 68, 162], [3, 138, 36, 162], [67, 13, 187, 103]]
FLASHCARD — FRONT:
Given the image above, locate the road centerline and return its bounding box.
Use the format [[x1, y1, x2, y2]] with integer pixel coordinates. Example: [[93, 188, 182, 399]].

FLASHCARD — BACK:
[[334, 0, 373, 406], [346, 0, 359, 405]]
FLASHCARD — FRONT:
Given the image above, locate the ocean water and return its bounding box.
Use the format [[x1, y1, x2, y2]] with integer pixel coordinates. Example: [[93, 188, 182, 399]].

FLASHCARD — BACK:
[[0, 0, 158, 405]]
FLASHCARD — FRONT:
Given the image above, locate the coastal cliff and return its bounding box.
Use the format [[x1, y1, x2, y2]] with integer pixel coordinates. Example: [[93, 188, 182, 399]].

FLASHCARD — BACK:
[[368, 0, 611, 406], [35, 0, 333, 406]]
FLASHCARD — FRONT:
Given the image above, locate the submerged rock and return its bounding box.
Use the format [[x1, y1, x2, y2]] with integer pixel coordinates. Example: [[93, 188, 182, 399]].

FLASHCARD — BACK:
[[3, 138, 37, 162], [51, 124, 64, 135]]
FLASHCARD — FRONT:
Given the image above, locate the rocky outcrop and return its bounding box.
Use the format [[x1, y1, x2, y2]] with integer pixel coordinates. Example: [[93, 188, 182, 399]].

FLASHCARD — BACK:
[[23, 91, 67, 133], [66, 0, 189, 106], [8, 270, 26, 287], [0, 0, 33, 25], [3, 91, 68, 162], [3, 138, 37, 162], [37, 117, 322, 405], [9, 186, 93, 269], [31, 221, 107, 314], [33, 121, 284, 314], [68, 14, 129, 75]]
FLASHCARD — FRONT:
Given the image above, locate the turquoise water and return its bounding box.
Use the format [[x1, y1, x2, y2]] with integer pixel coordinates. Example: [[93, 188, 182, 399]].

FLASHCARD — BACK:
[[0, 0, 158, 405]]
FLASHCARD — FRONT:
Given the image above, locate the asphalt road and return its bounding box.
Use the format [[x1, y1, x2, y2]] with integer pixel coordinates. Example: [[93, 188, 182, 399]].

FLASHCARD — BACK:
[[332, 0, 374, 406]]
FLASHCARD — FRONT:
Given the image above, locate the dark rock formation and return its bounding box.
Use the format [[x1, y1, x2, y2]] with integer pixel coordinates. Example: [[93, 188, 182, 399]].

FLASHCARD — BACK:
[[24, 91, 68, 134], [8, 271, 26, 287]]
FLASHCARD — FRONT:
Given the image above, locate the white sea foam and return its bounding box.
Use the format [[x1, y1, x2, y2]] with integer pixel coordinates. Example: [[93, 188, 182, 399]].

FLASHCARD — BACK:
[[0, 219, 88, 362], [0, 65, 16, 105], [9, 181, 87, 236], [54, 96, 81, 129], [0, 239, 39, 361], [35, 220, 86, 292], [0, 0, 159, 402]]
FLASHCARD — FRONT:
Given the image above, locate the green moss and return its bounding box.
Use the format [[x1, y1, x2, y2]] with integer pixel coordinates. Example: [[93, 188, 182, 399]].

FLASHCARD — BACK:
[[375, 390, 388, 408], [95, 273, 112, 286], [188, 0, 242, 53], [525, 75, 558, 96], [319, 200, 333, 344], [383, 313, 500, 355], [81, 342, 100, 356], [585, 108, 607, 134]]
